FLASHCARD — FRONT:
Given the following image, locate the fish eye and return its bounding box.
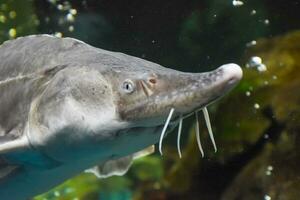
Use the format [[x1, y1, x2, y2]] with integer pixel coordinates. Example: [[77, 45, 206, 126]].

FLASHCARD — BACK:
[[122, 80, 135, 94]]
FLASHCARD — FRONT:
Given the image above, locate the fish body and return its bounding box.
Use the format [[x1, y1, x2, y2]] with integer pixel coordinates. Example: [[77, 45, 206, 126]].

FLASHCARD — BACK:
[[0, 35, 242, 199]]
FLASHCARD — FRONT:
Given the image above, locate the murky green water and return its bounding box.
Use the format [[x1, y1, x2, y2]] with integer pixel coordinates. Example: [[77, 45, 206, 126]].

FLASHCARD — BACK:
[[1, 0, 300, 199]]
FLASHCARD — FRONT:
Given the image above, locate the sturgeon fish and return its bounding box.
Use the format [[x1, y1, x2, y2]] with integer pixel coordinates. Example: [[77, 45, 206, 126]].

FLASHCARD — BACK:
[[0, 35, 242, 200]]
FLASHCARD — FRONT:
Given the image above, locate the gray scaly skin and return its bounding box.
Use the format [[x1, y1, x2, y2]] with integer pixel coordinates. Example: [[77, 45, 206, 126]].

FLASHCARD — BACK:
[[0, 35, 242, 200]]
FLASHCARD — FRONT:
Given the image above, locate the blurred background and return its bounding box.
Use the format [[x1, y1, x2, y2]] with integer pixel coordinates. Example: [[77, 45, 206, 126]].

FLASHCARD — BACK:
[[1, 0, 300, 199]]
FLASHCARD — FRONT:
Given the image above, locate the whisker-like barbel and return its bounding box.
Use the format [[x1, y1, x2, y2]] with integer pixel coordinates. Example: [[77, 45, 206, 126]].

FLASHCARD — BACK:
[[159, 108, 175, 155], [202, 107, 217, 152], [177, 116, 183, 158], [195, 112, 204, 157]]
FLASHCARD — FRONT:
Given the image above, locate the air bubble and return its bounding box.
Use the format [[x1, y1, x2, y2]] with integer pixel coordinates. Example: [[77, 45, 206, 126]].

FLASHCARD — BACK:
[[8, 28, 17, 38], [57, 4, 63, 10], [248, 56, 262, 66], [54, 191, 60, 197], [70, 9, 77, 15], [34, 19, 40, 25], [0, 15, 6, 23], [264, 19, 270, 25], [54, 32, 63, 38], [250, 10, 257, 15], [264, 195, 271, 200], [246, 56, 267, 72], [66, 13, 75, 22], [232, 0, 244, 7], [246, 40, 257, 47], [264, 134, 269, 139], [9, 11, 16, 19], [257, 64, 267, 72], [68, 25, 74, 32]]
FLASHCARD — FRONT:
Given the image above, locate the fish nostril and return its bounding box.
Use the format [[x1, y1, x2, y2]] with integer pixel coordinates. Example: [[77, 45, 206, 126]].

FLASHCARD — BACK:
[[149, 78, 157, 84]]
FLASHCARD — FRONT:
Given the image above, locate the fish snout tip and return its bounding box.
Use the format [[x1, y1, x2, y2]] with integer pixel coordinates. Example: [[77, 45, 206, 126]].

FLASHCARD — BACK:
[[220, 63, 243, 84]]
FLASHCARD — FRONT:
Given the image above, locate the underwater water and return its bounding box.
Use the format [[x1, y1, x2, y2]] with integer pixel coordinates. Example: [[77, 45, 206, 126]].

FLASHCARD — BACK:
[[1, 0, 300, 199]]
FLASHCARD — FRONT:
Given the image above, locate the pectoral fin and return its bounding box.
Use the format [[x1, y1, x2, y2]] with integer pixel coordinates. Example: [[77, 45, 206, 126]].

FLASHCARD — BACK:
[[133, 145, 155, 159], [85, 155, 133, 178], [86, 145, 155, 178]]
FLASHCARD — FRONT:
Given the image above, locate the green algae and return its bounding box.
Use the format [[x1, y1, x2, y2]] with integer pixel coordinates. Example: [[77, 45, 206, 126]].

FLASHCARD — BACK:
[[0, 0, 37, 42]]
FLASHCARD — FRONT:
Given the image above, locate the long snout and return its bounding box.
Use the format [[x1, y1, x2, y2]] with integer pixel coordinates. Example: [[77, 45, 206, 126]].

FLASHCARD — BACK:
[[219, 63, 243, 87], [167, 63, 243, 116]]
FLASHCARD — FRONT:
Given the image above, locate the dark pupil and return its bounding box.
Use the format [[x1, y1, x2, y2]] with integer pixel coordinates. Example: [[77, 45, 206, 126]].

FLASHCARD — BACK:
[[125, 83, 131, 90]]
